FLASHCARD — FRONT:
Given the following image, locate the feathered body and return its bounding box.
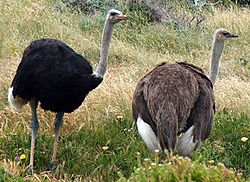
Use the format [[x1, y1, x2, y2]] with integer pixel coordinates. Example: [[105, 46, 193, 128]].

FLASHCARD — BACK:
[[132, 28, 238, 157], [11, 38, 102, 113], [132, 62, 214, 156], [8, 9, 126, 170]]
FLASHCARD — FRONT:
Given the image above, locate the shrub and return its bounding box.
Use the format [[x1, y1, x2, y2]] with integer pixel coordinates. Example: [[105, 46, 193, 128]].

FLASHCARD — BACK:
[[118, 156, 245, 182]]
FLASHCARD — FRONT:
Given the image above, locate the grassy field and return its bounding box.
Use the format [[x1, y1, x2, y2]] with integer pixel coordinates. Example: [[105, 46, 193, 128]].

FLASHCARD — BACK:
[[0, 0, 249, 181]]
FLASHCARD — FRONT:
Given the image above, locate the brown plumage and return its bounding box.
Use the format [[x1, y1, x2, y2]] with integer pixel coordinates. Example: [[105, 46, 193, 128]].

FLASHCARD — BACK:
[[132, 28, 238, 157]]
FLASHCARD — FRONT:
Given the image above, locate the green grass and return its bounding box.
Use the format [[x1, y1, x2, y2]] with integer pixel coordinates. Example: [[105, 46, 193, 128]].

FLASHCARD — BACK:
[[197, 111, 250, 178], [0, 113, 249, 181], [0, 166, 22, 181], [2, 118, 141, 180], [0, 116, 149, 181]]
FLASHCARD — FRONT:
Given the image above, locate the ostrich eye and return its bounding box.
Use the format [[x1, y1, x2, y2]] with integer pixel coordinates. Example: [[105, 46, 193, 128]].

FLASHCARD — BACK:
[[222, 32, 230, 36], [110, 12, 118, 16]]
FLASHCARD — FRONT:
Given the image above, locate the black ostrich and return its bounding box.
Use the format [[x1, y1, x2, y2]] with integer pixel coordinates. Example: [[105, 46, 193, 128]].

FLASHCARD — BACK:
[[8, 9, 126, 170], [132, 29, 238, 157]]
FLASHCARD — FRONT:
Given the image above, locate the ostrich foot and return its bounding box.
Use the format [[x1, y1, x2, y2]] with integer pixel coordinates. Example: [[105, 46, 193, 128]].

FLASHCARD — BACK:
[[48, 160, 58, 170]]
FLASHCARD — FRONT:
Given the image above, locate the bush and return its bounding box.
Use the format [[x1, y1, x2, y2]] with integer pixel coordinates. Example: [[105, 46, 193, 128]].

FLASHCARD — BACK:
[[118, 156, 245, 182], [212, 0, 250, 6], [62, 0, 118, 14]]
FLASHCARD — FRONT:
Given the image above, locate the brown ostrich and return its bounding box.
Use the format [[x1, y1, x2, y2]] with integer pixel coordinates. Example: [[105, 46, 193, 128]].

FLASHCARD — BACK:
[[8, 9, 126, 170], [132, 28, 238, 157]]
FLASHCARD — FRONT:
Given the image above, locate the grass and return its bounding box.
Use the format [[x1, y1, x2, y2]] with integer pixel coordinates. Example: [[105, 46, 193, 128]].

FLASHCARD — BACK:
[[0, 112, 249, 181], [0, 113, 249, 181], [0, 116, 146, 181], [197, 112, 250, 178], [0, 0, 249, 181]]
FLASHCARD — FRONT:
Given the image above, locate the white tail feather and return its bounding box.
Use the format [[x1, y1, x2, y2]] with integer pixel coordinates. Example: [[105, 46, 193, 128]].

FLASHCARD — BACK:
[[176, 126, 201, 157], [8, 87, 27, 112], [136, 116, 161, 153]]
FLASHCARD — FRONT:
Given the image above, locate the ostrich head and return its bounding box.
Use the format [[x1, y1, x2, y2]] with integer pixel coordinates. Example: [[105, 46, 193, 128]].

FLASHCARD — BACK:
[[214, 28, 238, 41], [93, 9, 126, 78], [107, 9, 127, 23], [209, 28, 238, 85]]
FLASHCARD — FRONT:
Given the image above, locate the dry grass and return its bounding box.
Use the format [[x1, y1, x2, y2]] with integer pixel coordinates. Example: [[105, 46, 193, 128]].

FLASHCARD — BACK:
[[0, 159, 90, 181], [1, 60, 249, 135], [215, 77, 250, 115]]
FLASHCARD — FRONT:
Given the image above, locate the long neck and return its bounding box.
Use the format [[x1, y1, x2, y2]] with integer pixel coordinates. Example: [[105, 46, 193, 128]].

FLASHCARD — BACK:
[[208, 38, 225, 85], [93, 19, 114, 78]]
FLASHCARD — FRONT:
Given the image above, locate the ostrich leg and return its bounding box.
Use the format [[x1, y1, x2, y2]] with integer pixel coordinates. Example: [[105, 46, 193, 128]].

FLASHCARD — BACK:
[[29, 99, 39, 172], [49, 112, 64, 168]]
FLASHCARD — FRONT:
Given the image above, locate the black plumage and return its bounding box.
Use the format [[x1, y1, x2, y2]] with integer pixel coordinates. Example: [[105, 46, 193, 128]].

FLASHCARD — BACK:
[[11, 38, 102, 113], [8, 9, 126, 171]]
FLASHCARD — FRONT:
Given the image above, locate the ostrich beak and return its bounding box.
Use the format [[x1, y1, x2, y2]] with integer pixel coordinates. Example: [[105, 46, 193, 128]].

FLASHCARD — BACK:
[[227, 33, 238, 38], [116, 15, 127, 20]]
